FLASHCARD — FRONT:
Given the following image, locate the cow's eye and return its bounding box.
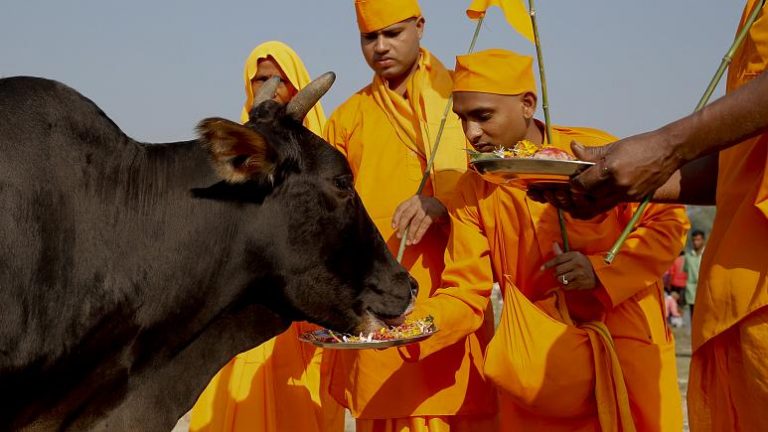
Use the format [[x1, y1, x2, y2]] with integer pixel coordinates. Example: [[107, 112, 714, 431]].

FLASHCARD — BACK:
[[334, 175, 354, 192], [231, 155, 249, 168]]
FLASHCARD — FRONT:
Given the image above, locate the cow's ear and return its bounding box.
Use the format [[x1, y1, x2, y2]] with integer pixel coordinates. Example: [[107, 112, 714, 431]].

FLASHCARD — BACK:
[[197, 118, 277, 183]]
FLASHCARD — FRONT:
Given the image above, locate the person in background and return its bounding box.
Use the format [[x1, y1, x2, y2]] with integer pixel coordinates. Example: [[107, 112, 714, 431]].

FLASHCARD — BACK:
[[665, 290, 684, 328], [666, 251, 687, 299], [684, 230, 706, 321], [188, 41, 342, 432]]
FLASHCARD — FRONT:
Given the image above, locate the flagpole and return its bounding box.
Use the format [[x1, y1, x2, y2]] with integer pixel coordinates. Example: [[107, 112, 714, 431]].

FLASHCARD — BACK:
[[526, 0, 569, 252], [603, 0, 766, 264], [528, 0, 552, 143], [396, 16, 485, 263]]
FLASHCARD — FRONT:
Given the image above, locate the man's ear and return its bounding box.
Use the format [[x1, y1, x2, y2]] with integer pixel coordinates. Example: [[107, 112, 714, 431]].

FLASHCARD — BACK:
[[197, 118, 276, 183], [416, 16, 425, 40], [521, 92, 538, 120]]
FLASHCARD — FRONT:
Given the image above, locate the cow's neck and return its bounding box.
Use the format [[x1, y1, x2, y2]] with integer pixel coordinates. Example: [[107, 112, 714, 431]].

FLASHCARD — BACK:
[[100, 140, 292, 430], [27, 300, 290, 432], [65, 303, 290, 431]]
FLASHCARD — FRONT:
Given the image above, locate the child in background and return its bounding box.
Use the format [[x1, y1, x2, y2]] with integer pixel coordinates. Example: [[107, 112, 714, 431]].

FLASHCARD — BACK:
[[665, 290, 684, 328]]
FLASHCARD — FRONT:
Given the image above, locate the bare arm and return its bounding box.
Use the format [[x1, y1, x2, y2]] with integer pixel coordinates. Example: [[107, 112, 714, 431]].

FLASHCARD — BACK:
[[569, 70, 768, 203], [668, 70, 768, 163], [652, 153, 719, 205]]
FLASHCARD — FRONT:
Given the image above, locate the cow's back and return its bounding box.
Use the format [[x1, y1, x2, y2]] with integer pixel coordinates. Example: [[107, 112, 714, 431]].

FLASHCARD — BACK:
[[0, 77, 141, 422], [0, 76, 130, 175], [0, 77, 131, 355], [0, 77, 251, 430]]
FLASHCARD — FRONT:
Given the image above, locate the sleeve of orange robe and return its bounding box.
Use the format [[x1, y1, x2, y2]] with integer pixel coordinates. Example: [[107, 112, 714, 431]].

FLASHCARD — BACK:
[[588, 203, 690, 308], [324, 107, 348, 156], [401, 175, 495, 361], [324, 97, 367, 178]]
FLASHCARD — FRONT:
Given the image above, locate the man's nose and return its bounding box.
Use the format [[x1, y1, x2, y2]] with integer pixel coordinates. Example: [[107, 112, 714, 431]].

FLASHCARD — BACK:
[[466, 123, 483, 143], [374, 35, 388, 53]]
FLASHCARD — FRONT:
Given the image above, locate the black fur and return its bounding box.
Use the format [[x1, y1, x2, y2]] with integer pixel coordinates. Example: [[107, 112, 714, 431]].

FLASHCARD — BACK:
[[0, 77, 414, 431]]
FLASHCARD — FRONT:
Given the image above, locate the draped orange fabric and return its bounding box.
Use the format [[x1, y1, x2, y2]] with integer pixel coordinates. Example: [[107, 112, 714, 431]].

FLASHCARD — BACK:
[[238, 41, 326, 132], [488, 280, 637, 431], [411, 125, 687, 431], [688, 1, 768, 430], [188, 42, 342, 432], [324, 49, 497, 425], [189, 324, 343, 432]]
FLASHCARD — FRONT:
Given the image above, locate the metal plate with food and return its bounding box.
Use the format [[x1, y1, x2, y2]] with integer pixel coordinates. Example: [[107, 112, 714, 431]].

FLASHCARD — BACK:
[[299, 316, 438, 350], [467, 142, 593, 189]]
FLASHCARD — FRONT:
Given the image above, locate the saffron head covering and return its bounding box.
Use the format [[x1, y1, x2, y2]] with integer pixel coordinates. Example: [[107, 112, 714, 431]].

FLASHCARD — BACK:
[[453, 48, 536, 96], [240, 41, 326, 135], [355, 0, 422, 33]]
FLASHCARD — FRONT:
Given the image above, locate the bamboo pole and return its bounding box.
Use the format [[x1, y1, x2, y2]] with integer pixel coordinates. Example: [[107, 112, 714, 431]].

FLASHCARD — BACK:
[[528, 0, 570, 251], [529, 0, 553, 143], [396, 16, 485, 263], [604, 0, 765, 264]]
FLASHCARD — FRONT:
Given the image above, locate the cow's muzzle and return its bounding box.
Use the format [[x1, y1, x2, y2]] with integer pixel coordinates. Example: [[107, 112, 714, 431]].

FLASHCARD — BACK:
[[357, 274, 419, 332]]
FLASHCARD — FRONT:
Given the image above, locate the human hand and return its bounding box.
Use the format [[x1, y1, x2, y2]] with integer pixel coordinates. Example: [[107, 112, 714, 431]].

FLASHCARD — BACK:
[[392, 195, 447, 245], [541, 243, 597, 291], [527, 184, 613, 220], [569, 132, 683, 202]]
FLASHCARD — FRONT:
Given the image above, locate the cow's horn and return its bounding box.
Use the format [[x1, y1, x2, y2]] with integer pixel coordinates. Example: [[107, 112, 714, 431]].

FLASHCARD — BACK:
[[252, 76, 282, 108], [286, 72, 336, 122]]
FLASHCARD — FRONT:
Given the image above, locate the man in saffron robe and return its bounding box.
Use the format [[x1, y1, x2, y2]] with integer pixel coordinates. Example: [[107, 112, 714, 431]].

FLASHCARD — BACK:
[[323, 1, 498, 431], [409, 48, 688, 431]]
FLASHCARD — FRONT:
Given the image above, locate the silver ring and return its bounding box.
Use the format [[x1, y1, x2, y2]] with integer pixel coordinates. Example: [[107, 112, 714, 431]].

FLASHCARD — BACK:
[[561, 275, 569, 285]]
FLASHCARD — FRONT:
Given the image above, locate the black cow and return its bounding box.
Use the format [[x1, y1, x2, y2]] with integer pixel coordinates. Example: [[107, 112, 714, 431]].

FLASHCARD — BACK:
[[0, 74, 415, 431]]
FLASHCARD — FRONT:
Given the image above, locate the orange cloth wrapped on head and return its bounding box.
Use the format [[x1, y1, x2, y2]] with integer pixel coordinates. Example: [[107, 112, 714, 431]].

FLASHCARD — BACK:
[[453, 48, 536, 95], [355, 0, 422, 33], [238, 41, 326, 133]]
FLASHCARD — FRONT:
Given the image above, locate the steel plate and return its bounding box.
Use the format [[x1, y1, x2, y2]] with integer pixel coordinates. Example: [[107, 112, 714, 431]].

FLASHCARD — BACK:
[[470, 158, 594, 189], [299, 328, 438, 350]]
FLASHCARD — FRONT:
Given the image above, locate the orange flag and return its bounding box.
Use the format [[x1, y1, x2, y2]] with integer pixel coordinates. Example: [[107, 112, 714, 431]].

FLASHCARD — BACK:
[[466, 0, 535, 44]]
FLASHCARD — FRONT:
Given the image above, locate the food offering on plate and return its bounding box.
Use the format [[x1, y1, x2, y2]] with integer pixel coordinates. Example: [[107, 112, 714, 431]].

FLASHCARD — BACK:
[[467, 139, 575, 162], [468, 140, 592, 188], [299, 316, 438, 349]]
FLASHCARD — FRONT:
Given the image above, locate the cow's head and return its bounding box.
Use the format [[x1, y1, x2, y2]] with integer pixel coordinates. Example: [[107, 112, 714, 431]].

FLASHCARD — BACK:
[[196, 73, 415, 334]]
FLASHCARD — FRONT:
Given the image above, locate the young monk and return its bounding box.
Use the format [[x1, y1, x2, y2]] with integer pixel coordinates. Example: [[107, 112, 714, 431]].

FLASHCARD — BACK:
[[408, 48, 689, 431], [323, 1, 497, 431], [188, 41, 343, 432]]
